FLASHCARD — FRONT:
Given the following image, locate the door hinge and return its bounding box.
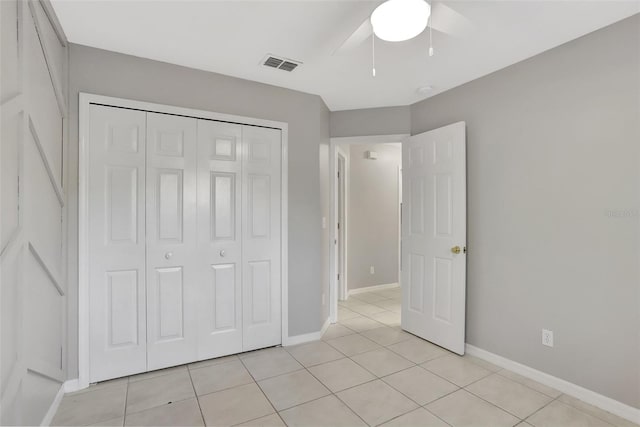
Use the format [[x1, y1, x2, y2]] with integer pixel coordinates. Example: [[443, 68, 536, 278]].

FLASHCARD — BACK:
[[337, 171, 340, 178], [337, 222, 340, 230], [337, 273, 340, 280]]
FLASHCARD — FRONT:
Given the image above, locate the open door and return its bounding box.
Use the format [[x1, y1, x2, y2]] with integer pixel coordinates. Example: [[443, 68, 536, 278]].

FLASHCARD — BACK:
[[401, 122, 467, 355]]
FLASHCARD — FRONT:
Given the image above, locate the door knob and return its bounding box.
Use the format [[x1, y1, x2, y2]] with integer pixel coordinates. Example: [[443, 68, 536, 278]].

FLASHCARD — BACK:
[[451, 246, 461, 254], [219, 249, 226, 257], [164, 252, 173, 260]]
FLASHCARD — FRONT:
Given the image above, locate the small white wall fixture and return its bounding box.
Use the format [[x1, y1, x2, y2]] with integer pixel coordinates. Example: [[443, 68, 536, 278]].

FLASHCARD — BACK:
[[78, 93, 289, 389]]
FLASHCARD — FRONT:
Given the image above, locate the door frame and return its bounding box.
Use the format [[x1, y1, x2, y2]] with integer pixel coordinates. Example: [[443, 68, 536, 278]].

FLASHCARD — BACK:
[[336, 148, 348, 302], [78, 93, 289, 389], [328, 134, 409, 323]]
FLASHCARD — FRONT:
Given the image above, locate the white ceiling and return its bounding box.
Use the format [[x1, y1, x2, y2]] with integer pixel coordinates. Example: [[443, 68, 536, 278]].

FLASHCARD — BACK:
[[51, 0, 639, 111]]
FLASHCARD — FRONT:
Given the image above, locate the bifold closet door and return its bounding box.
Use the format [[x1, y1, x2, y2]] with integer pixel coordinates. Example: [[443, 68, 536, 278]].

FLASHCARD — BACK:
[[89, 105, 147, 382], [196, 120, 243, 359], [242, 125, 281, 351], [145, 113, 198, 370]]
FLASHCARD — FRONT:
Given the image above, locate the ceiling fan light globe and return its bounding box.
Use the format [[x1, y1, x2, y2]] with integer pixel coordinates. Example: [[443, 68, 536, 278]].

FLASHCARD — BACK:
[[371, 0, 431, 42]]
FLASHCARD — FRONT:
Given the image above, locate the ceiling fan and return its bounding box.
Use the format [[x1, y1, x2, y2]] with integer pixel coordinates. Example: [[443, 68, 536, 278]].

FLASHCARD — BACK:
[[333, 0, 472, 56]]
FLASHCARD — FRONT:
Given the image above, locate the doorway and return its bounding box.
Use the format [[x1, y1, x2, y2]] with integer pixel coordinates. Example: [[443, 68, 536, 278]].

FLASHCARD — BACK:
[[329, 124, 467, 355]]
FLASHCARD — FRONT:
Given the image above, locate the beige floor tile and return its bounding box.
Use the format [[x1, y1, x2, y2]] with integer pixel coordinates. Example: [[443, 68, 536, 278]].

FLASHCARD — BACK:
[[380, 408, 450, 427], [337, 306, 361, 321], [462, 354, 502, 372], [190, 359, 254, 396], [322, 323, 356, 340], [527, 400, 613, 427], [238, 346, 282, 360], [422, 354, 492, 387], [124, 398, 203, 426], [516, 422, 534, 427], [388, 337, 448, 364], [382, 366, 458, 405], [369, 311, 402, 327], [373, 300, 402, 313], [466, 374, 552, 419], [558, 395, 637, 427], [235, 413, 286, 427], [497, 370, 562, 398], [89, 417, 124, 426], [337, 379, 418, 426], [348, 303, 389, 317], [374, 289, 402, 299], [67, 378, 129, 396], [326, 334, 381, 356], [285, 340, 345, 367], [198, 383, 275, 426], [279, 395, 367, 427], [52, 382, 127, 426], [339, 298, 369, 310], [126, 370, 195, 415], [361, 327, 412, 346], [241, 347, 303, 380], [339, 316, 385, 332], [351, 292, 390, 304], [426, 389, 520, 427], [308, 357, 376, 392], [128, 365, 187, 383], [351, 348, 414, 377], [257, 370, 330, 411], [188, 354, 239, 370]]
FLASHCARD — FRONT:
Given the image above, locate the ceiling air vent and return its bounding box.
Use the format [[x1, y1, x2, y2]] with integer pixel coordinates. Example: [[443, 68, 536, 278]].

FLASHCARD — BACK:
[[261, 54, 302, 72]]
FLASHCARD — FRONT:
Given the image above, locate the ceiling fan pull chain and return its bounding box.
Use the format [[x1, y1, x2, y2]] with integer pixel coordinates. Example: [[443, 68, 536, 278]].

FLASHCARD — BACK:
[[372, 34, 377, 77]]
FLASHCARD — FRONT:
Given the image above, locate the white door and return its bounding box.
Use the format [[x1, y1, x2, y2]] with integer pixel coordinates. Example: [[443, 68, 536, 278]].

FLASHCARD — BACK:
[[89, 105, 147, 382], [242, 125, 282, 351], [401, 122, 467, 355], [145, 113, 198, 370], [196, 120, 243, 359]]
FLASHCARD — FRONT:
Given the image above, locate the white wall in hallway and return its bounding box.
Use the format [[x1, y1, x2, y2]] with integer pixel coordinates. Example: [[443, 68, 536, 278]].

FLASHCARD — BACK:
[[347, 144, 401, 291]]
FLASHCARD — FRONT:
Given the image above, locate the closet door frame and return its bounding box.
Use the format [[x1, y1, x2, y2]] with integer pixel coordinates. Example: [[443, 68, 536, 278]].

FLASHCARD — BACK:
[[78, 93, 289, 390]]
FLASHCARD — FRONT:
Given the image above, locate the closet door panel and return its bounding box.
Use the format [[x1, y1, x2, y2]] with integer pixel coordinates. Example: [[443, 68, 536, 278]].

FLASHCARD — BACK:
[[196, 120, 243, 359], [89, 105, 147, 382], [242, 125, 281, 351], [146, 113, 198, 370]]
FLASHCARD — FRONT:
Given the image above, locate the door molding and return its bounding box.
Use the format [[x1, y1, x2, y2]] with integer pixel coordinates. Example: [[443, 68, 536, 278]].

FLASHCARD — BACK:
[[328, 134, 409, 323], [78, 93, 289, 389]]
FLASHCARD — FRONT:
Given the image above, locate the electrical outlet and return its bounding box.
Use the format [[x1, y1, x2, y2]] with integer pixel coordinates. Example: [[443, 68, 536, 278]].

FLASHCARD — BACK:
[[370, 266, 375, 275], [542, 329, 554, 347]]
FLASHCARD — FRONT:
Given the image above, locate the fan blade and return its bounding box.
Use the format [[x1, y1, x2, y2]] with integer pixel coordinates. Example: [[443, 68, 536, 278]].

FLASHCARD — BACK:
[[332, 17, 373, 55], [430, 2, 473, 37]]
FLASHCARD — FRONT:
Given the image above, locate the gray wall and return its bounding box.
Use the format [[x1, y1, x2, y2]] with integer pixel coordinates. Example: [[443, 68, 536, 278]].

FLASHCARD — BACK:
[[411, 14, 640, 408], [1, 1, 69, 424], [347, 144, 401, 290], [66, 44, 330, 378], [330, 106, 411, 137]]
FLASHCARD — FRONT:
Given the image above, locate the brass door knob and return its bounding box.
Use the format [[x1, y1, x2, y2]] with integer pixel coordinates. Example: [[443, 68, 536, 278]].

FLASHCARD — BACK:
[[451, 246, 461, 254]]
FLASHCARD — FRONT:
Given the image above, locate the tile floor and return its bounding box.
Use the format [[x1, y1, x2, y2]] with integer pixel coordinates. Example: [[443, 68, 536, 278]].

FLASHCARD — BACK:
[[53, 286, 637, 427]]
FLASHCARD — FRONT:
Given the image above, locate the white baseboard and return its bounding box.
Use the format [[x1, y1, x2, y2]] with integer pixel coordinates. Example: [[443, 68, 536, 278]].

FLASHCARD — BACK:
[[465, 344, 640, 425], [63, 379, 83, 393], [348, 282, 399, 296], [41, 383, 65, 426], [284, 317, 331, 346]]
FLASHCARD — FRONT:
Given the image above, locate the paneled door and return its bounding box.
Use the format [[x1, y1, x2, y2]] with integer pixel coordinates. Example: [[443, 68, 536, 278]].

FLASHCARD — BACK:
[[145, 113, 198, 370], [242, 125, 282, 351], [196, 120, 243, 360], [89, 105, 147, 382], [401, 122, 467, 355]]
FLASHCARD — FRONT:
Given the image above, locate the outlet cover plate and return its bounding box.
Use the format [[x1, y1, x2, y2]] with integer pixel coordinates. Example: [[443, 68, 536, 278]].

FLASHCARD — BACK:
[[542, 329, 554, 347]]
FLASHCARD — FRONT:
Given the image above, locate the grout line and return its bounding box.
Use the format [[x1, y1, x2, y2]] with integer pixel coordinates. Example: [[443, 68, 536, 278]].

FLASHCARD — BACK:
[[186, 361, 207, 425]]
